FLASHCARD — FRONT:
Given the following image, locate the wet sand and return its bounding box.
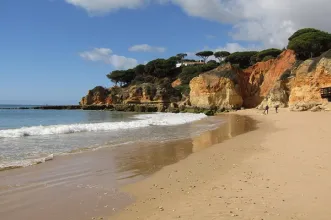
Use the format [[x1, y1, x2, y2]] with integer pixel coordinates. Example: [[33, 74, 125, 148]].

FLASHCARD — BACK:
[[0, 114, 256, 220], [113, 109, 331, 220]]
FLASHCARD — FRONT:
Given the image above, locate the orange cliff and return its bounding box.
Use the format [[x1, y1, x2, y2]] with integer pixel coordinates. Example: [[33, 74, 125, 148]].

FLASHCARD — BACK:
[[80, 50, 331, 112], [189, 50, 297, 110]]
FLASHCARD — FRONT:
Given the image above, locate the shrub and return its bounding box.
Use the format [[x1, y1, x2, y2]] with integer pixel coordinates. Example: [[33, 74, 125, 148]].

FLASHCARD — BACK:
[[262, 55, 275, 62], [256, 48, 282, 62], [178, 63, 218, 84], [175, 85, 191, 96], [279, 70, 291, 81], [225, 51, 258, 69]]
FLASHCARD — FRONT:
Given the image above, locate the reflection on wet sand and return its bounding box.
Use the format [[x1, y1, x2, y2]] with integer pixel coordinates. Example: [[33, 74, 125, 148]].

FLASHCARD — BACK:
[[114, 115, 257, 180], [0, 114, 257, 220]]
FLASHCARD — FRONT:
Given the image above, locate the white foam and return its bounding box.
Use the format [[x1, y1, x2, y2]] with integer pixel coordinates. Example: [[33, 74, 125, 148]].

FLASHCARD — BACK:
[[0, 113, 207, 138], [0, 154, 54, 170]]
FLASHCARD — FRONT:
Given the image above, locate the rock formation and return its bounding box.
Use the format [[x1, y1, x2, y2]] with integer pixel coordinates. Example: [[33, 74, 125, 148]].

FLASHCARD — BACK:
[[80, 50, 331, 112], [80, 86, 112, 106], [80, 83, 181, 107], [189, 64, 243, 110], [289, 50, 331, 111]]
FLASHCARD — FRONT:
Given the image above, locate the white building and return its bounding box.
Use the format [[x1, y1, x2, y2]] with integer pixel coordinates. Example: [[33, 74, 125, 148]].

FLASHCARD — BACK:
[[176, 60, 204, 68]]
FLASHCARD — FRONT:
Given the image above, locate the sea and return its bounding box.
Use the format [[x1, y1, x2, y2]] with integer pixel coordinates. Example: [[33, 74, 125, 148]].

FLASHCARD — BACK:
[[0, 105, 221, 170]]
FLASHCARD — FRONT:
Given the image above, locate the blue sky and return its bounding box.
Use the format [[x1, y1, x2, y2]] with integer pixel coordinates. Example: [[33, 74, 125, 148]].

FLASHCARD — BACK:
[[0, 0, 329, 104]]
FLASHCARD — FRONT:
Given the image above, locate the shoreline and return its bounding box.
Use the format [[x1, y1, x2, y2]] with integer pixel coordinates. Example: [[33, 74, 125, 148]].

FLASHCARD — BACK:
[[113, 109, 331, 220], [0, 114, 256, 220]]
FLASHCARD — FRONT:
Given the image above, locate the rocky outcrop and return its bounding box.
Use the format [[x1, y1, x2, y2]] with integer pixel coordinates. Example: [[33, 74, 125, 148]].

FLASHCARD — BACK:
[[243, 50, 296, 108], [258, 80, 291, 109], [242, 59, 275, 107], [80, 50, 331, 112], [80, 86, 112, 106], [80, 83, 181, 106], [189, 64, 243, 110], [171, 79, 182, 88], [289, 50, 331, 111]]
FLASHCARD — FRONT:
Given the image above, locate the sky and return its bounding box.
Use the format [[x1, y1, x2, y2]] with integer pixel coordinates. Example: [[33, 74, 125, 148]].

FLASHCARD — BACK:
[[1, 0, 331, 105]]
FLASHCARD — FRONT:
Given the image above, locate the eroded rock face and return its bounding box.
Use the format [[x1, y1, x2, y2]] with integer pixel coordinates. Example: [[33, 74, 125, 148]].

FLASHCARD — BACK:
[[80, 86, 112, 106], [242, 59, 275, 107], [289, 50, 331, 111], [171, 79, 182, 88], [189, 64, 243, 110], [80, 83, 181, 106], [258, 80, 291, 109]]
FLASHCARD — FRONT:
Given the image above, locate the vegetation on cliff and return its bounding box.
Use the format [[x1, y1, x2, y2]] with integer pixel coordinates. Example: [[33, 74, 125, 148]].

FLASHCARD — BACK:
[[287, 28, 331, 60], [81, 27, 331, 113]]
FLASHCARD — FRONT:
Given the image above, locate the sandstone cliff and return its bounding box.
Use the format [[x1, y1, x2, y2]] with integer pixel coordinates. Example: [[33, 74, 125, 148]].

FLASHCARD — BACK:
[[189, 50, 297, 110], [80, 83, 181, 106], [81, 50, 331, 112], [189, 64, 243, 110], [289, 50, 331, 111]]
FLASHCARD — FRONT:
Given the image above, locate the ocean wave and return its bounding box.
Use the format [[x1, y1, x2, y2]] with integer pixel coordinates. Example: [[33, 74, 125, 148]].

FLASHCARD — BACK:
[[0, 154, 54, 171], [0, 113, 207, 138]]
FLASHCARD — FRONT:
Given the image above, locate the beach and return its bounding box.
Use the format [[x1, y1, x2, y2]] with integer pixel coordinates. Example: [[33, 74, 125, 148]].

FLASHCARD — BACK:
[[2, 109, 331, 220], [113, 109, 331, 220], [0, 114, 255, 220]]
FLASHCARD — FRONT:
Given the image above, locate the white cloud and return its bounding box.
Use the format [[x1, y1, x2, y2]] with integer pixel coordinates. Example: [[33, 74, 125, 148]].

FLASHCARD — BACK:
[[66, 0, 331, 48], [128, 44, 166, 53], [80, 48, 138, 69], [65, 0, 146, 15], [170, 0, 331, 48]]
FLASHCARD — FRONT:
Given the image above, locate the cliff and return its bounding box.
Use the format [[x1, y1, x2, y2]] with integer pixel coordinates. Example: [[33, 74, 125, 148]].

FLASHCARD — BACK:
[[189, 64, 243, 110], [189, 50, 297, 110], [81, 50, 331, 112], [289, 50, 331, 111], [80, 83, 181, 107]]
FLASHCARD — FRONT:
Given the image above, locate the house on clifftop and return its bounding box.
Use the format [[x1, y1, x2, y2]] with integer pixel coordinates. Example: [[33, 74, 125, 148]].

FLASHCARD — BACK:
[[176, 60, 204, 68]]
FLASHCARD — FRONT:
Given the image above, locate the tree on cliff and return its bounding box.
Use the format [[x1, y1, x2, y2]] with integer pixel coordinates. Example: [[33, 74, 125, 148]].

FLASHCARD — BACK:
[[176, 53, 187, 64], [225, 51, 258, 69], [214, 51, 231, 62], [196, 51, 214, 63], [287, 28, 331, 60], [178, 62, 218, 84], [107, 69, 136, 86], [144, 57, 178, 78], [134, 64, 145, 76]]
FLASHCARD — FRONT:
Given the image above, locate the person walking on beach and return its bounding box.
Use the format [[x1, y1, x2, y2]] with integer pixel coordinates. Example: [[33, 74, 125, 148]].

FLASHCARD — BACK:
[[263, 105, 269, 115], [275, 105, 279, 113]]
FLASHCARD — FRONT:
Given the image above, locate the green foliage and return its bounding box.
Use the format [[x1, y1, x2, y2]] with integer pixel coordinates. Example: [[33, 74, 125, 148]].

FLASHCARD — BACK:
[[175, 84, 191, 96], [256, 48, 282, 62], [176, 53, 187, 62], [178, 62, 218, 84], [196, 51, 214, 63], [262, 55, 275, 62], [287, 28, 331, 60], [279, 69, 291, 81], [225, 51, 258, 69], [207, 60, 217, 65], [214, 51, 231, 62], [135, 64, 145, 75], [288, 28, 321, 41]]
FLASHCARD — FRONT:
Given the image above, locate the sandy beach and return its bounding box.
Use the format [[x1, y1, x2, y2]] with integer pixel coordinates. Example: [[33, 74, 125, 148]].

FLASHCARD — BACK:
[[113, 109, 331, 220], [0, 114, 255, 220]]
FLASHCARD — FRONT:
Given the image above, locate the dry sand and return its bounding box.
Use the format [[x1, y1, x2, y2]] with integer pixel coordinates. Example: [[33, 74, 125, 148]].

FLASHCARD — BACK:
[[113, 109, 331, 220]]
